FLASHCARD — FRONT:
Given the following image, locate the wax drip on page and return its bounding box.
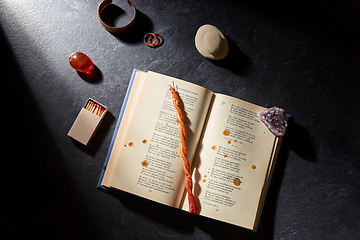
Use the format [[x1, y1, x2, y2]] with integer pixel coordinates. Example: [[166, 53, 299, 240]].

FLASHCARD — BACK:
[[169, 84, 197, 214]]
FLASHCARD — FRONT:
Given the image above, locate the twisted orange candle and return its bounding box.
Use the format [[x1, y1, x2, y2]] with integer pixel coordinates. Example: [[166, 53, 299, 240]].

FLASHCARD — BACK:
[[169, 85, 197, 213]]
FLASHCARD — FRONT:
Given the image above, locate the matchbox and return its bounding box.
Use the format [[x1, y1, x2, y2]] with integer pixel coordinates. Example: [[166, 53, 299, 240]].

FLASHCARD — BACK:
[[67, 98, 107, 145]]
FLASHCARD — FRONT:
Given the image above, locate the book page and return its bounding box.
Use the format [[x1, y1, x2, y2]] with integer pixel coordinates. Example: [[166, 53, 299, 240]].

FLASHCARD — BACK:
[[104, 71, 214, 208], [102, 71, 147, 186], [183, 94, 277, 230]]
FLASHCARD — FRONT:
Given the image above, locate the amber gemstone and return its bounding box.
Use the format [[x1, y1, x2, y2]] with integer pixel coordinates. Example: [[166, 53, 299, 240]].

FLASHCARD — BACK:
[[69, 52, 94, 73]]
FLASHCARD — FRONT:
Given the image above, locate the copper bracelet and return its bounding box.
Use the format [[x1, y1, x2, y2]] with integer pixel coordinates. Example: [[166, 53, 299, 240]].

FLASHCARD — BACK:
[[97, 0, 136, 34]]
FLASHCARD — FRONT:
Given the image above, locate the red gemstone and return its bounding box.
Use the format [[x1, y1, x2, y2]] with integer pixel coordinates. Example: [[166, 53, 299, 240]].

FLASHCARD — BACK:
[[69, 52, 94, 73]]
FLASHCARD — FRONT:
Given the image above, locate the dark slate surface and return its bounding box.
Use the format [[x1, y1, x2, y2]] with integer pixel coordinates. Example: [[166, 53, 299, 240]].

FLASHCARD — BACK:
[[2, 0, 360, 239]]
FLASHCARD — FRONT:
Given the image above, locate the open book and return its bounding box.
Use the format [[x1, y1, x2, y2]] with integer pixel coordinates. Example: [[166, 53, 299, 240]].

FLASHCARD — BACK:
[[98, 69, 284, 231]]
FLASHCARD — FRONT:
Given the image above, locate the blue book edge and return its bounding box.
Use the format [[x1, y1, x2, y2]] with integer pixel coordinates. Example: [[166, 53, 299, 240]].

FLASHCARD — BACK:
[[97, 69, 146, 191]]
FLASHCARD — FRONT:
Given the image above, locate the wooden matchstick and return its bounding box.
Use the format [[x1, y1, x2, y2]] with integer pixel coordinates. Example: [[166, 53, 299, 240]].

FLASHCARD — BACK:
[[95, 104, 100, 116]]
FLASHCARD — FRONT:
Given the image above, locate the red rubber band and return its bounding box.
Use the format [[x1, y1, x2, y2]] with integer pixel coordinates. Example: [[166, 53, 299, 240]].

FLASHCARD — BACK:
[[153, 33, 163, 46], [144, 33, 163, 48], [144, 33, 156, 47], [149, 34, 157, 45], [148, 33, 157, 45]]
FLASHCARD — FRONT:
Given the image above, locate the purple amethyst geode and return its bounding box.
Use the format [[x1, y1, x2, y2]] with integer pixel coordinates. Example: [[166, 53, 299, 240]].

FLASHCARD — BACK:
[[258, 107, 288, 136]]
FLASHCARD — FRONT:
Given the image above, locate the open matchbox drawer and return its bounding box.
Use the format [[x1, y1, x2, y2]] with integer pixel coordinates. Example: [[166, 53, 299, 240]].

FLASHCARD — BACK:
[[67, 99, 107, 145]]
